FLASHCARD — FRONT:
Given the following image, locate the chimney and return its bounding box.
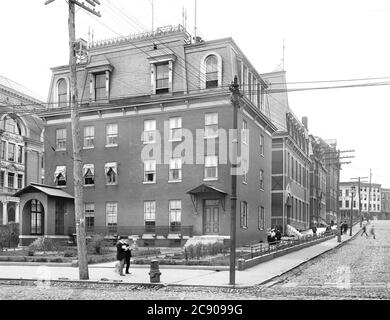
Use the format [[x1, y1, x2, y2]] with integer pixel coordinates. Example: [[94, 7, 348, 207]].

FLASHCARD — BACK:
[[302, 116, 308, 131]]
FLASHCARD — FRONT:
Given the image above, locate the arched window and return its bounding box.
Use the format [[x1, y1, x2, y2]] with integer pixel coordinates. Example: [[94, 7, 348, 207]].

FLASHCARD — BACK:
[[4, 116, 21, 135], [58, 79, 68, 108], [200, 53, 222, 90], [205, 55, 218, 88]]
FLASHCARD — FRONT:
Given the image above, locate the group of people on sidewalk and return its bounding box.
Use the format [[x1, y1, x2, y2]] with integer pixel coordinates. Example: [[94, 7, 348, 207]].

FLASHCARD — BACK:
[[361, 221, 376, 239], [115, 236, 136, 276]]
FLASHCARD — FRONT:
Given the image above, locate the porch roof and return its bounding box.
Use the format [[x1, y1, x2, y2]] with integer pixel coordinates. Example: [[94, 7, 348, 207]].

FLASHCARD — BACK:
[[13, 183, 74, 199], [187, 184, 228, 196]]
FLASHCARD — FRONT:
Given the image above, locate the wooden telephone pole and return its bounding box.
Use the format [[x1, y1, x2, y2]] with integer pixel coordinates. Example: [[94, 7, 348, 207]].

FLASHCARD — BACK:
[[45, 0, 101, 280], [228, 76, 241, 286], [351, 176, 368, 227]]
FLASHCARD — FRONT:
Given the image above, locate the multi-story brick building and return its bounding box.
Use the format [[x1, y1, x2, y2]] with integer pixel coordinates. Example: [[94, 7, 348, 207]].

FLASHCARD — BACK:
[[16, 25, 276, 246], [339, 182, 382, 221], [0, 75, 44, 228], [261, 71, 311, 233], [308, 134, 327, 226], [381, 188, 390, 220]]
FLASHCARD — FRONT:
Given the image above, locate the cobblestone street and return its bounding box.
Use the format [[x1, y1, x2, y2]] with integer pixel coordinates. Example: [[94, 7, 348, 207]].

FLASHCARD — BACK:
[[1, 221, 389, 300]]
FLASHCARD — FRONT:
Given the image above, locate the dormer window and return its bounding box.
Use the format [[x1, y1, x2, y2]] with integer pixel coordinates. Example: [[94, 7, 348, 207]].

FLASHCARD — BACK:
[[205, 55, 218, 88], [3, 116, 21, 135], [156, 63, 169, 94], [95, 73, 106, 102], [57, 79, 68, 108], [200, 53, 222, 90]]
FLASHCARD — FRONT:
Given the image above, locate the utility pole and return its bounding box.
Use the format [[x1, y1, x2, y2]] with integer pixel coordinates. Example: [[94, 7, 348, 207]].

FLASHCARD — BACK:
[[45, 0, 101, 280], [351, 176, 368, 227], [228, 76, 241, 286], [350, 186, 354, 236], [323, 149, 354, 243]]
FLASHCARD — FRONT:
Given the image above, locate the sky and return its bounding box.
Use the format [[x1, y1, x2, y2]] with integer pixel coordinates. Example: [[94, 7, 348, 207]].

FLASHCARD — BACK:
[[1, 0, 390, 186]]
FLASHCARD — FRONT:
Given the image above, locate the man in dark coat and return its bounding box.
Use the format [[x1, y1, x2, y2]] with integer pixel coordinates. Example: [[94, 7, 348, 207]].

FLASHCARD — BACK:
[[124, 240, 132, 274], [116, 237, 127, 276]]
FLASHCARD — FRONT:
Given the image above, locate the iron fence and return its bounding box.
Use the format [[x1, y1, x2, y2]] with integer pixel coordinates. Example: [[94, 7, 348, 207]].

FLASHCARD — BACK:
[[237, 229, 337, 261]]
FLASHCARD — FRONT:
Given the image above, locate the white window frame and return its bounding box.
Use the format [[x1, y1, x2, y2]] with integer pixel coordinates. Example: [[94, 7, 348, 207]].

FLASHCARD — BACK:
[[240, 201, 248, 229], [84, 203, 95, 230], [169, 117, 182, 142], [144, 201, 156, 232], [169, 158, 182, 182], [105, 162, 118, 185], [169, 200, 182, 232], [204, 155, 218, 181], [143, 120, 157, 144], [258, 206, 265, 230], [260, 134, 264, 156], [54, 165, 67, 187], [106, 123, 118, 147], [199, 52, 223, 90], [56, 128, 67, 151], [106, 202, 118, 227], [204, 113, 218, 139], [144, 159, 157, 184], [83, 126, 95, 149], [260, 169, 264, 190], [83, 164, 95, 186]]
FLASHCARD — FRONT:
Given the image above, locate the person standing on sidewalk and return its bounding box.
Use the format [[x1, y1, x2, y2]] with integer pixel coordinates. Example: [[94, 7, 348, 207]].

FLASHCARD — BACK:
[[124, 239, 133, 274], [116, 237, 127, 276], [370, 224, 376, 239], [361, 223, 369, 237]]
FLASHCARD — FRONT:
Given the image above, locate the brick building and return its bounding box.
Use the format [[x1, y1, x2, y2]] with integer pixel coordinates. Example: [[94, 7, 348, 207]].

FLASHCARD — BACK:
[[339, 182, 382, 221], [0, 75, 44, 229], [17, 25, 276, 246], [308, 134, 327, 226], [261, 71, 311, 233], [381, 188, 390, 220]]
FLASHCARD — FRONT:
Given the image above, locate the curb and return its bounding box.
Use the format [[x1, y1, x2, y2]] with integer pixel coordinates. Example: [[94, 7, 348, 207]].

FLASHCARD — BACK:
[[0, 262, 72, 267], [256, 227, 363, 288]]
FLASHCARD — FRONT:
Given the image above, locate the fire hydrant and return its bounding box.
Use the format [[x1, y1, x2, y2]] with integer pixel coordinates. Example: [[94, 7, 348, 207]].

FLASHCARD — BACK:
[[149, 260, 161, 283]]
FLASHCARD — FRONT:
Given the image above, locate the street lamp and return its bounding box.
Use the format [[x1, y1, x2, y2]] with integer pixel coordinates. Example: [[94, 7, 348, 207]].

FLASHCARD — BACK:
[[350, 186, 356, 236]]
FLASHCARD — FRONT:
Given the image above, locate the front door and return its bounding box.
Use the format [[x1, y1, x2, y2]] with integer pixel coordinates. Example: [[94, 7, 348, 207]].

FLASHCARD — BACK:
[[204, 200, 220, 234]]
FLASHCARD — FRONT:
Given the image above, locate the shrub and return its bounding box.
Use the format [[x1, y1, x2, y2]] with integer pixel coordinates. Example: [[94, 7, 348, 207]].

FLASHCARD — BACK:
[[64, 248, 77, 257], [28, 237, 61, 254], [87, 234, 110, 255]]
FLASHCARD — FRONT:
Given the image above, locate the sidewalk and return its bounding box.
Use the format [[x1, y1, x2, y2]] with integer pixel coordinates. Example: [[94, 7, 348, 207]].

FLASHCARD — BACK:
[[0, 224, 362, 288]]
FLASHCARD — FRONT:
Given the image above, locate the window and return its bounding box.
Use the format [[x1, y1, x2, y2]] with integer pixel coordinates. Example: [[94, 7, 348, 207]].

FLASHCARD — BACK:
[[339, 201, 342, 208], [54, 166, 66, 186], [143, 120, 156, 144], [345, 200, 350, 208], [106, 202, 118, 230], [95, 73, 106, 102], [1, 141, 5, 160], [56, 128, 67, 151], [7, 172, 14, 189], [169, 117, 182, 141], [345, 189, 349, 197], [144, 201, 156, 233], [242, 158, 248, 184], [17, 174, 23, 189], [205, 55, 218, 88], [30, 200, 43, 235], [105, 162, 117, 185], [169, 200, 181, 232], [106, 124, 118, 146], [7, 143, 15, 162], [242, 120, 248, 144], [156, 63, 169, 94], [0, 171, 4, 187], [204, 155, 218, 180], [258, 206, 265, 230], [17, 145, 23, 163], [84, 203, 95, 231], [240, 201, 248, 229], [83, 164, 95, 186], [260, 169, 264, 190], [248, 72, 252, 100], [205, 113, 218, 138], [58, 79, 68, 108], [260, 135, 264, 156], [83, 126, 94, 148], [169, 158, 182, 182], [144, 160, 156, 183], [4, 116, 21, 135]]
